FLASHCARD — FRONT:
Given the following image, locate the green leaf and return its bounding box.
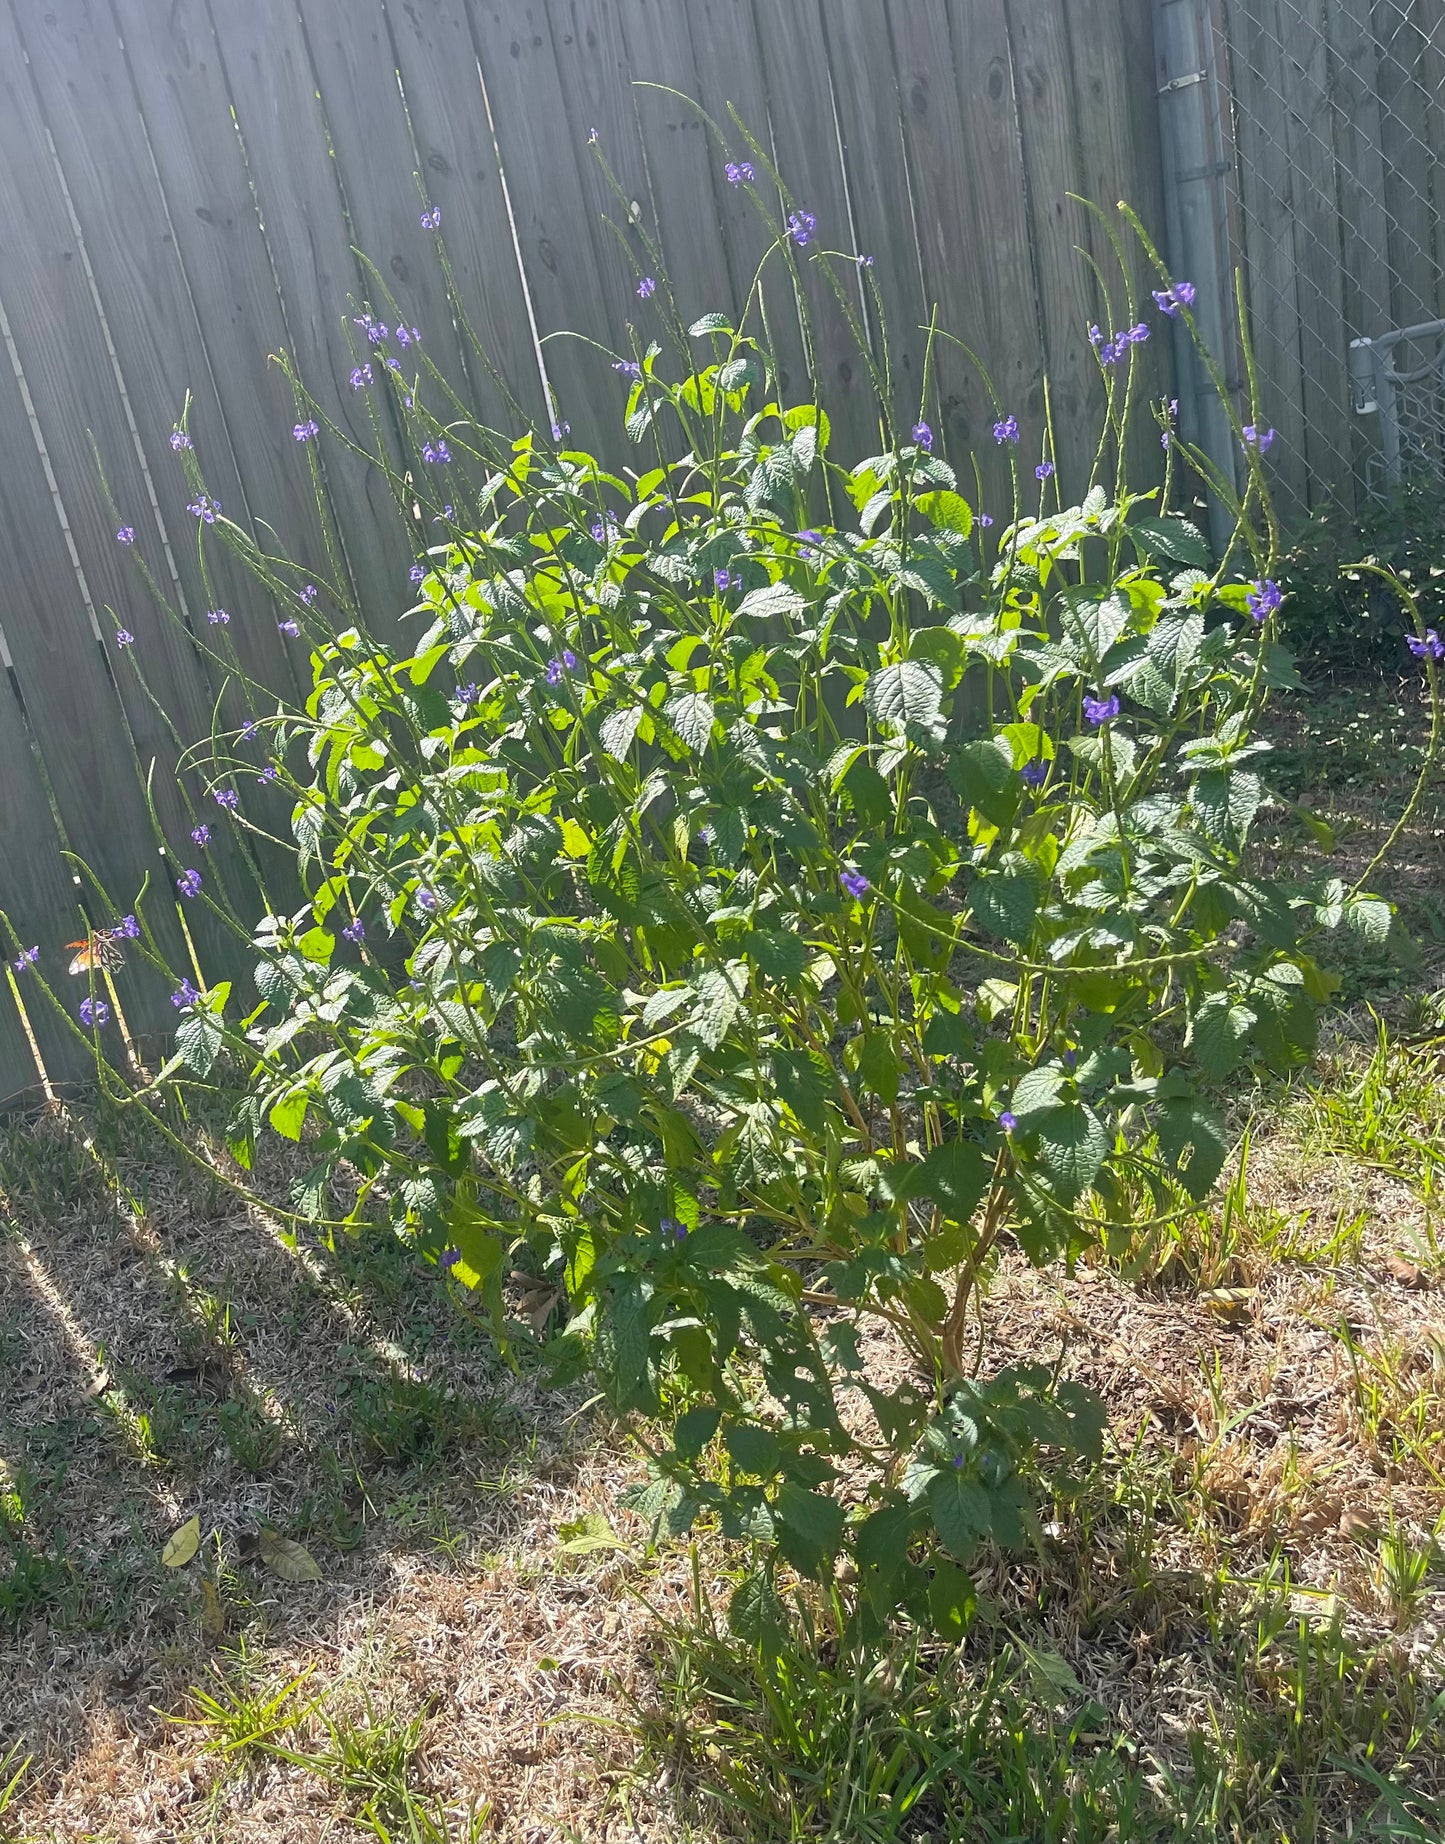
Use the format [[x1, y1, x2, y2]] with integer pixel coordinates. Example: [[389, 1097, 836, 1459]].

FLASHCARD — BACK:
[[1193, 769, 1262, 845], [268, 1089, 309, 1142], [1156, 1094, 1229, 1199], [738, 581, 807, 622], [772, 1047, 832, 1135], [674, 1405, 722, 1461], [970, 863, 1038, 945], [690, 966, 742, 1050], [865, 660, 943, 737], [726, 1422, 781, 1477], [916, 489, 973, 537], [608, 1279, 656, 1413], [1129, 516, 1212, 569], [946, 737, 1016, 826], [689, 312, 732, 335], [927, 1561, 977, 1638], [728, 1572, 786, 1657], [909, 625, 965, 690], [1035, 1101, 1108, 1203], [665, 691, 716, 753], [774, 1482, 844, 1561], [599, 705, 644, 759], [175, 1007, 225, 1079], [914, 1138, 989, 1221], [927, 1467, 992, 1561], [853, 1032, 902, 1105], [1188, 994, 1256, 1079], [1343, 895, 1391, 945]]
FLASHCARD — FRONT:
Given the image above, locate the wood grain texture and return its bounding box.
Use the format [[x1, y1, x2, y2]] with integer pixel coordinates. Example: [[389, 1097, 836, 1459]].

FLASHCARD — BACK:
[[382, 0, 548, 430], [1375, 0, 1441, 332], [820, 0, 931, 446], [209, 0, 416, 628], [468, 0, 630, 456]]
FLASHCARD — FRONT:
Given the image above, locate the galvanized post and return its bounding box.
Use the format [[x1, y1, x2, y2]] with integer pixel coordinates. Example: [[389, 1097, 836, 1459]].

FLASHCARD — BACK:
[[1152, 0, 1239, 554]]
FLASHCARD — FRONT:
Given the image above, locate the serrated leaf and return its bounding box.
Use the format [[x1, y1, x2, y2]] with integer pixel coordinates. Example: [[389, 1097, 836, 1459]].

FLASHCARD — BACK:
[[268, 1089, 308, 1142], [916, 489, 973, 537], [1035, 1101, 1108, 1202], [599, 703, 644, 759], [738, 581, 807, 622], [176, 1008, 225, 1079], [914, 1138, 989, 1220], [970, 865, 1038, 945], [928, 1468, 992, 1560], [726, 1422, 781, 1476], [865, 659, 943, 736], [690, 966, 742, 1049], [728, 1572, 786, 1655], [1156, 1095, 1230, 1199], [1188, 994, 1257, 1079], [162, 1515, 201, 1569], [1344, 895, 1391, 945], [1193, 769, 1262, 845], [1129, 516, 1212, 569], [774, 1482, 844, 1557], [556, 1512, 626, 1556], [772, 1047, 832, 1135], [665, 691, 716, 753], [257, 1528, 322, 1583], [947, 736, 1017, 825], [689, 311, 732, 335]]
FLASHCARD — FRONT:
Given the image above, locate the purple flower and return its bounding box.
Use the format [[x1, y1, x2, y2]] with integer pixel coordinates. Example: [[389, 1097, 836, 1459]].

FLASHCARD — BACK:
[[293, 419, 319, 442], [562, 648, 578, 670], [912, 420, 933, 451], [786, 209, 817, 246], [591, 518, 617, 544], [551, 420, 571, 441], [349, 364, 372, 390], [79, 996, 110, 1029], [300, 584, 318, 604], [546, 658, 564, 685], [951, 1454, 967, 1470], [724, 160, 754, 184], [714, 567, 733, 592], [1152, 282, 1196, 316], [416, 886, 439, 914], [612, 359, 642, 380], [993, 415, 1020, 445], [637, 276, 656, 299], [190, 823, 211, 848], [1021, 759, 1048, 787], [420, 206, 441, 230], [115, 914, 140, 940], [1127, 322, 1150, 344], [116, 526, 135, 545], [342, 916, 365, 944], [115, 629, 135, 649], [213, 787, 238, 810], [1246, 578, 1282, 623], [999, 1110, 1017, 1133], [979, 513, 995, 529], [455, 682, 479, 707], [841, 869, 870, 900], [1242, 424, 1276, 454], [858, 253, 874, 267], [409, 564, 425, 584], [1083, 693, 1121, 726], [170, 979, 199, 1009], [277, 618, 300, 638], [422, 439, 451, 464], [12, 946, 38, 973], [1406, 629, 1445, 660], [186, 495, 220, 523], [176, 867, 202, 900], [258, 764, 278, 784], [241, 720, 259, 743], [206, 607, 229, 626], [588, 127, 599, 144], [1036, 460, 1055, 481], [353, 313, 389, 345], [1161, 431, 1172, 450], [659, 1216, 686, 1243], [440, 1247, 461, 1271], [170, 431, 193, 451], [395, 325, 420, 349], [1168, 398, 1179, 420]]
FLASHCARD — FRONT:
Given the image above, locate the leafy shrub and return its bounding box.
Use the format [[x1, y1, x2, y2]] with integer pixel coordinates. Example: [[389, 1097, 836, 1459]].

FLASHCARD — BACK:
[[1276, 480, 1445, 674], [31, 175, 1416, 1642]]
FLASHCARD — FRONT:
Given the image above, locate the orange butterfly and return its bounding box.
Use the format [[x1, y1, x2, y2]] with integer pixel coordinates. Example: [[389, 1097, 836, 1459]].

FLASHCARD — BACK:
[[66, 931, 125, 976]]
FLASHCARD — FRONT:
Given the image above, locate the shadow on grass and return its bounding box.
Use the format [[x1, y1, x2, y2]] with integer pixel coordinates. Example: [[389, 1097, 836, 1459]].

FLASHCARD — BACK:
[[0, 1089, 583, 1793]]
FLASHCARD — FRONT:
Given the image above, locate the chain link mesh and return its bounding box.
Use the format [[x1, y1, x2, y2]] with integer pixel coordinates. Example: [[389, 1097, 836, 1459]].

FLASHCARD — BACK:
[[1213, 0, 1445, 518]]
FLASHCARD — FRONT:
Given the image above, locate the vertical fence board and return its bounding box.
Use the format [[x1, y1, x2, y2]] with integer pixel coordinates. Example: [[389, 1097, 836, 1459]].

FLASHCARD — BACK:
[[618, 0, 739, 335], [820, 2, 931, 446], [14, 0, 278, 987], [1222, 0, 1311, 511], [749, 0, 881, 473], [680, 0, 810, 407], [890, 0, 1042, 515], [209, 0, 415, 627], [381, 0, 548, 434], [1004, 0, 1101, 500], [1375, 0, 1441, 331]]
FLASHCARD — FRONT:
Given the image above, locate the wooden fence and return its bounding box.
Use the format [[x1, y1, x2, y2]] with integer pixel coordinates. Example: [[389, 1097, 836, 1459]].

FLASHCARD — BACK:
[[0, 0, 1171, 1107]]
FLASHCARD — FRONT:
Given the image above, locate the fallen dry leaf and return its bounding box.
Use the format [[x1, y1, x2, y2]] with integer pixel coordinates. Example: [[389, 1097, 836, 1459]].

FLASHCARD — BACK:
[[1201, 1287, 1257, 1325], [160, 1515, 201, 1569], [199, 1576, 226, 1644], [1384, 1254, 1425, 1289], [257, 1527, 322, 1583]]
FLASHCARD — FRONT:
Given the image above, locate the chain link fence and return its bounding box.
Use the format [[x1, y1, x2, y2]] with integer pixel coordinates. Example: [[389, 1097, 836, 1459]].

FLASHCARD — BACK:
[[1159, 0, 1445, 523]]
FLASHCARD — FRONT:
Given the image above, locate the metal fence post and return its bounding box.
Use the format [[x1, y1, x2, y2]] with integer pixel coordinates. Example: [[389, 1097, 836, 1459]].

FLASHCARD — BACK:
[[1152, 0, 1239, 554]]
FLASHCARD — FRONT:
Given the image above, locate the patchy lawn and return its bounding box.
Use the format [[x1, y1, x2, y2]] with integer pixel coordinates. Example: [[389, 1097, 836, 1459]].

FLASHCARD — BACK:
[[3, 681, 1444, 1844]]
